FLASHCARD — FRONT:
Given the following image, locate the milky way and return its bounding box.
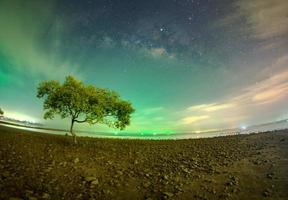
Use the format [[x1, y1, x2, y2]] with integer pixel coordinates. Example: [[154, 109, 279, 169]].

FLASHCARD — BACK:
[[0, 0, 288, 134]]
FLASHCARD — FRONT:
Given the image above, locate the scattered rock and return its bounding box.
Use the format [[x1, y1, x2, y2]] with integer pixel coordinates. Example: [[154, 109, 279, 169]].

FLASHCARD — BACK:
[[91, 179, 99, 185], [266, 173, 274, 179], [263, 189, 272, 197], [74, 158, 79, 164], [163, 175, 169, 180], [143, 182, 151, 188], [84, 176, 97, 182], [28, 197, 37, 200], [163, 192, 174, 198], [116, 170, 123, 176], [44, 167, 53, 173], [42, 193, 50, 199]]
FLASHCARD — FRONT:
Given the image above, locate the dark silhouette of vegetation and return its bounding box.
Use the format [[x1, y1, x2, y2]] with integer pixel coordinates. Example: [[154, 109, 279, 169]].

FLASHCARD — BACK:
[[37, 76, 135, 143], [0, 108, 3, 116]]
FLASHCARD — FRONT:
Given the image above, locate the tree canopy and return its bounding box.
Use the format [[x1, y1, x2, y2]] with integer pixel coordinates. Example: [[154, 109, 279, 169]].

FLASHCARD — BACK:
[[37, 76, 135, 143], [0, 108, 3, 116]]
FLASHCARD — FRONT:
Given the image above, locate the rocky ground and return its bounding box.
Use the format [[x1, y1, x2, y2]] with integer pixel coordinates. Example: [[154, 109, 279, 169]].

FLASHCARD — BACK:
[[0, 125, 287, 200]]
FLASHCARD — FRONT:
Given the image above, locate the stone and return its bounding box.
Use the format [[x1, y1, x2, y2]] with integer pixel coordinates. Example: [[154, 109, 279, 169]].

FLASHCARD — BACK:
[[182, 168, 189, 173], [263, 189, 272, 197], [28, 197, 38, 200], [163, 192, 174, 198], [85, 176, 96, 182], [143, 182, 151, 188], [74, 158, 79, 164], [42, 193, 50, 199], [91, 179, 99, 185], [117, 170, 123, 176], [266, 173, 274, 179]]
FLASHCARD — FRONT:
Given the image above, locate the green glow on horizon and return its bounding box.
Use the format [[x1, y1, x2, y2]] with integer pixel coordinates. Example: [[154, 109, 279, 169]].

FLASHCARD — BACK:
[[138, 130, 175, 135]]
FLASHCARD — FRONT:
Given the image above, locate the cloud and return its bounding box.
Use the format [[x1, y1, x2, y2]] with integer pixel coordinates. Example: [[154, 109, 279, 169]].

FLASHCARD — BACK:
[[188, 103, 234, 112], [0, 0, 81, 79], [181, 54, 288, 129], [143, 47, 176, 60], [180, 116, 210, 125], [237, 0, 288, 39], [4, 111, 38, 123], [234, 55, 288, 105], [218, 0, 288, 50], [149, 48, 167, 57]]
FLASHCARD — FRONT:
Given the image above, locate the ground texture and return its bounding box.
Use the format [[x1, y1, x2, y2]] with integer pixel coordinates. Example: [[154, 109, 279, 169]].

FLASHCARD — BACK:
[[0, 125, 288, 200]]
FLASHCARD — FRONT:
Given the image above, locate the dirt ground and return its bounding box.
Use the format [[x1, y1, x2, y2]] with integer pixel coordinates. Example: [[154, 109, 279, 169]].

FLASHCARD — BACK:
[[0, 125, 287, 200]]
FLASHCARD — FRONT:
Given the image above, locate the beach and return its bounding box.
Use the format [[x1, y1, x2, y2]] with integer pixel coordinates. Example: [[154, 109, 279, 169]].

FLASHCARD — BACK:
[[0, 125, 287, 199]]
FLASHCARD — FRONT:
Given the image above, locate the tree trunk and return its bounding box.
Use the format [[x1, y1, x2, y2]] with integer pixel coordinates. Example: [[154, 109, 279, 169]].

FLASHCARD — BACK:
[[70, 119, 77, 144]]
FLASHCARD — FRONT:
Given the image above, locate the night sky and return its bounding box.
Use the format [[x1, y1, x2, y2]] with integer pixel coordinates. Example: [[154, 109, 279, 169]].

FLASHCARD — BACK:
[[0, 0, 288, 134]]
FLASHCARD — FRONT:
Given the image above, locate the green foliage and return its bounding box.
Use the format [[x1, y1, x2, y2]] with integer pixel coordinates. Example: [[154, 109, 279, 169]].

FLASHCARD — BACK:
[[0, 108, 3, 116], [37, 76, 135, 132]]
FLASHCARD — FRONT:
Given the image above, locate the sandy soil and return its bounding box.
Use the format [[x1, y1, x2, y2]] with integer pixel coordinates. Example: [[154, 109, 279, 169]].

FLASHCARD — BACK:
[[0, 125, 287, 200]]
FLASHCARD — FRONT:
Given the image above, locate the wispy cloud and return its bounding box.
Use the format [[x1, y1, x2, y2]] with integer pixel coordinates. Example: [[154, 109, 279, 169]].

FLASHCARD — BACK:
[[145, 47, 176, 59], [234, 55, 288, 105], [217, 0, 288, 50], [180, 115, 210, 125], [188, 103, 234, 112], [4, 111, 38, 123], [0, 0, 81, 79], [180, 54, 288, 129], [237, 0, 288, 39]]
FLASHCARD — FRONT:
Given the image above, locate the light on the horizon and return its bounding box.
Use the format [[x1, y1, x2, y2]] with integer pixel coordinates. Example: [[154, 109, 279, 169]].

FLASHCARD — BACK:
[[5, 112, 38, 123]]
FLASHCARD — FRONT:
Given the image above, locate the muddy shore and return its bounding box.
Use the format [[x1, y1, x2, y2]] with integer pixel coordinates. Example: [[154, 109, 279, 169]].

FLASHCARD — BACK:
[[0, 125, 287, 199]]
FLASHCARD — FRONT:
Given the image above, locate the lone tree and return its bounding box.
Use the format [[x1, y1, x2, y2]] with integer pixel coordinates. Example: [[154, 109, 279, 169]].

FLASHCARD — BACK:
[[37, 76, 135, 143]]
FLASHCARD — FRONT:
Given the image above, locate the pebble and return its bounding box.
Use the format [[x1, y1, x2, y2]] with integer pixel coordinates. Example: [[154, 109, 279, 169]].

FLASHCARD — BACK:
[[163, 192, 174, 198], [143, 182, 151, 188], [74, 158, 79, 164], [266, 173, 274, 179], [85, 176, 97, 182], [263, 189, 272, 197], [116, 170, 123, 176], [91, 179, 99, 185]]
